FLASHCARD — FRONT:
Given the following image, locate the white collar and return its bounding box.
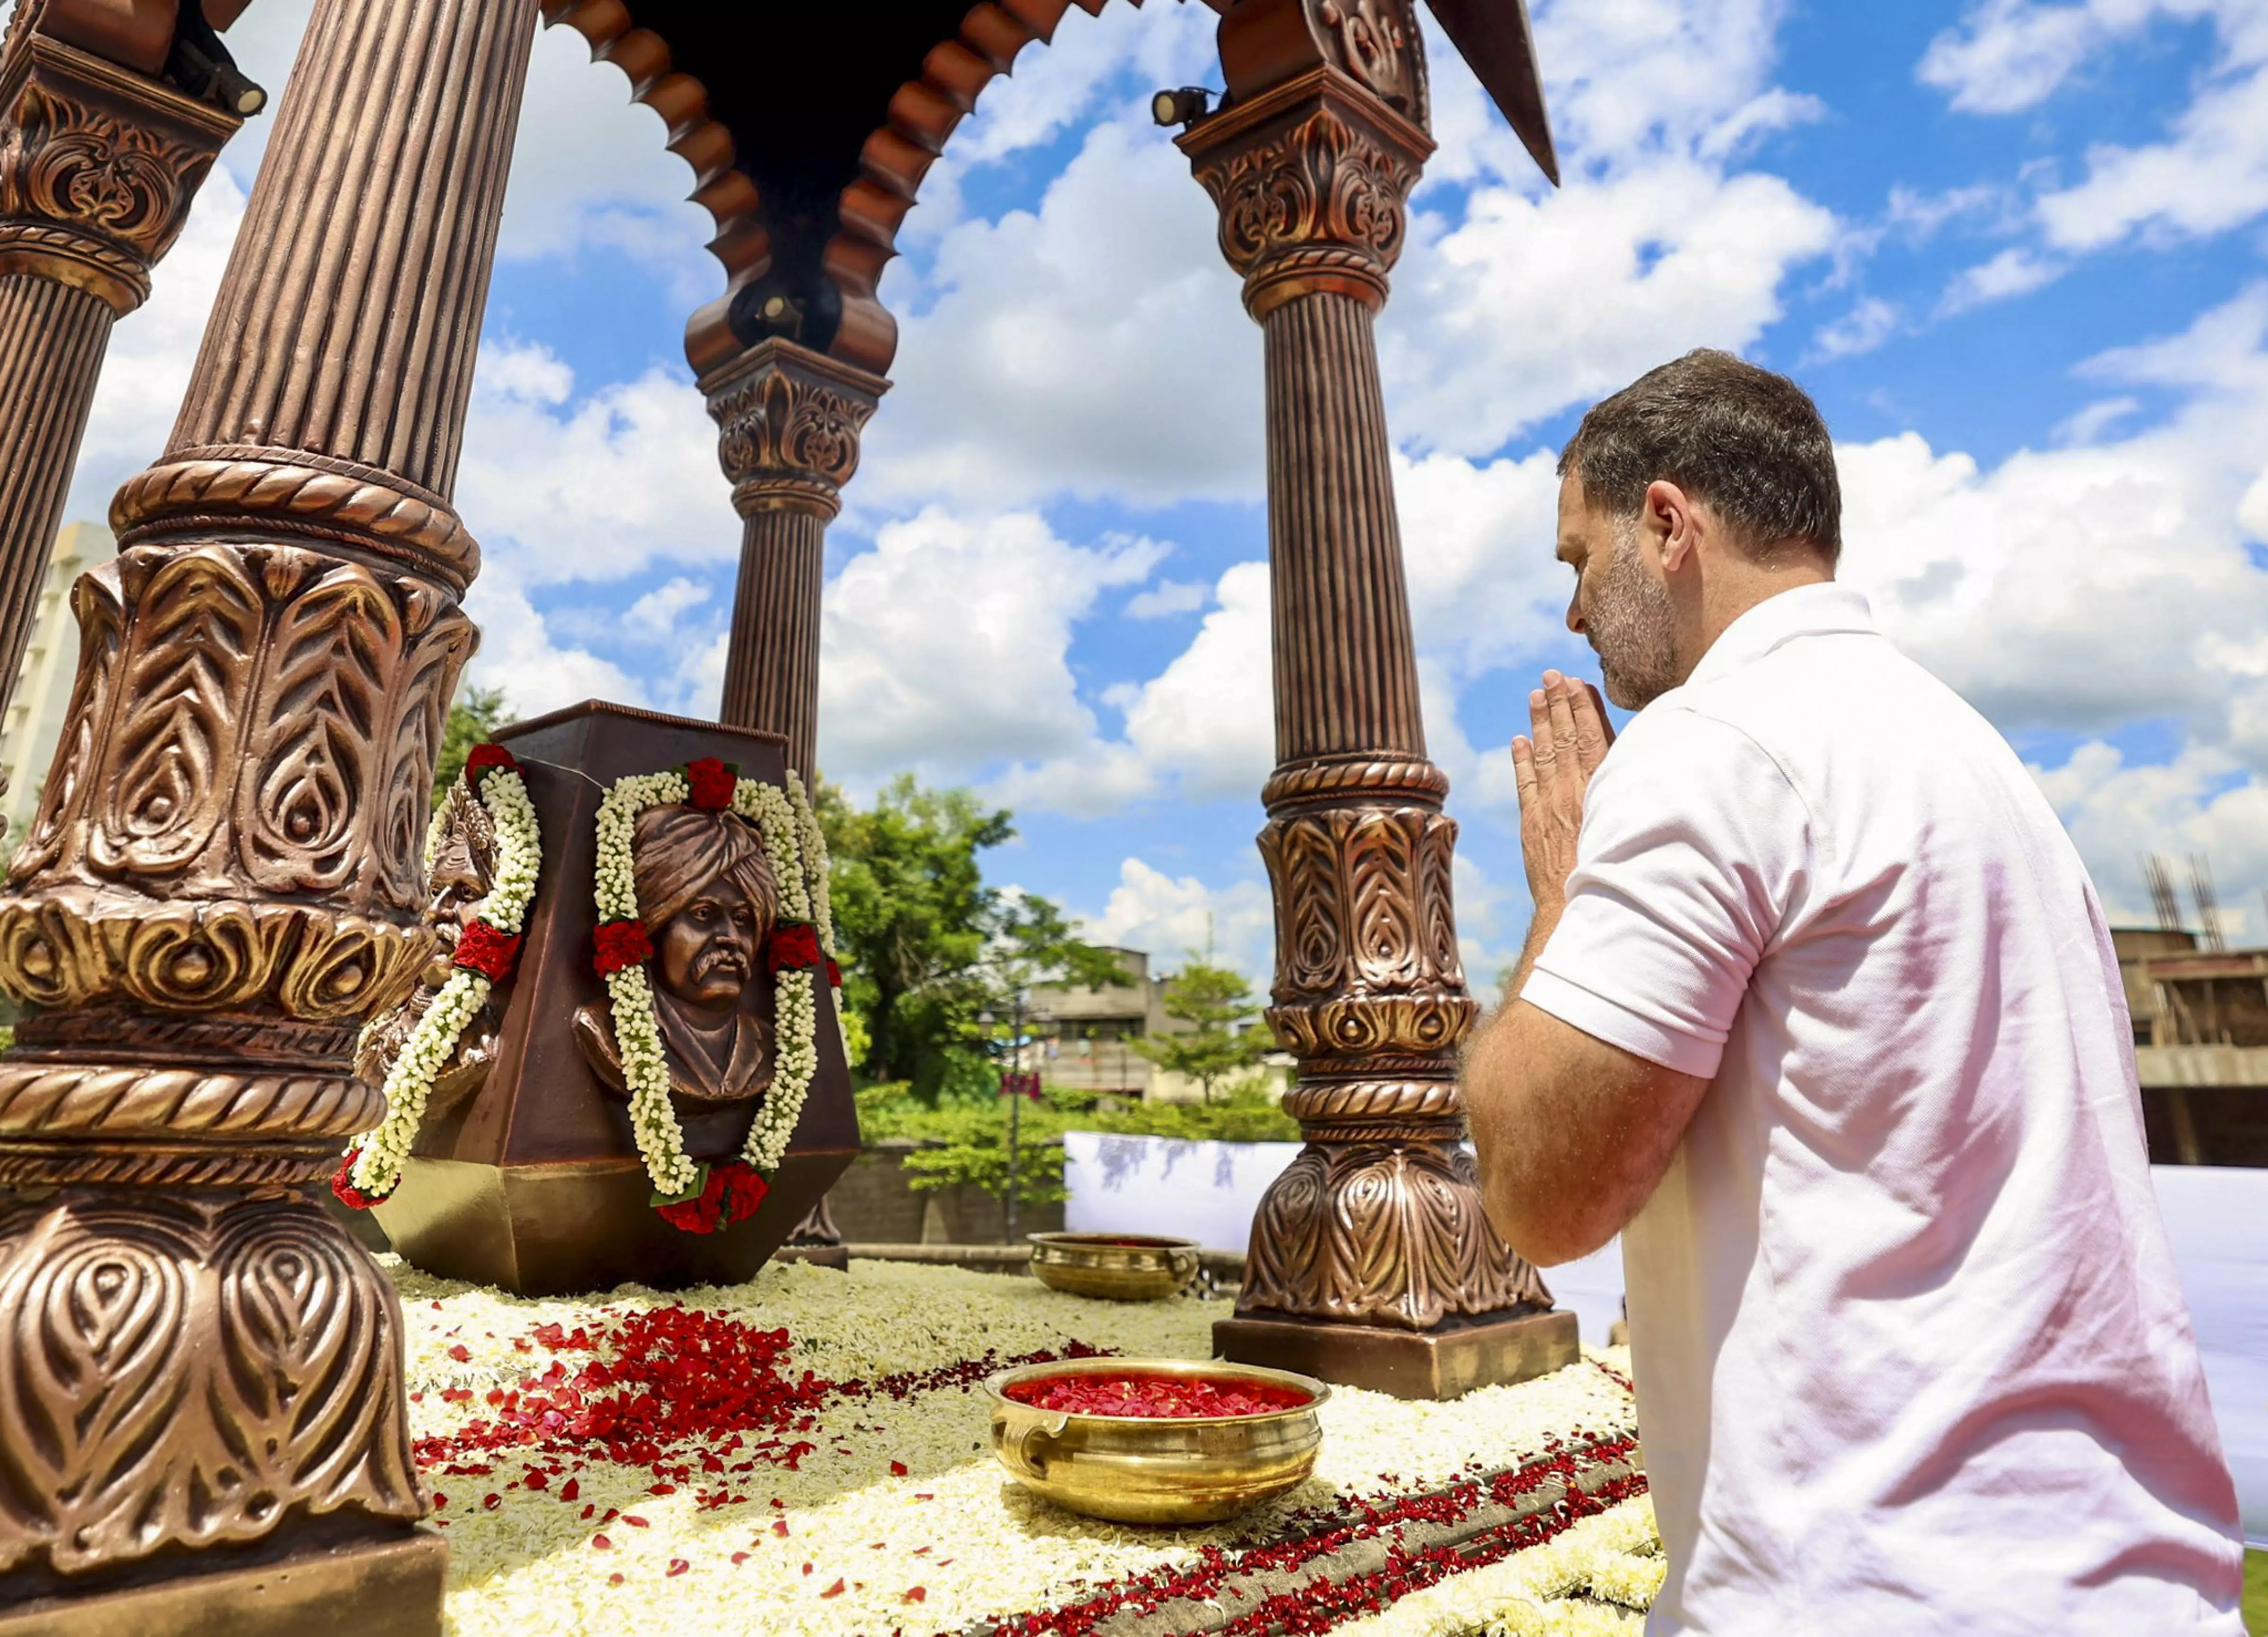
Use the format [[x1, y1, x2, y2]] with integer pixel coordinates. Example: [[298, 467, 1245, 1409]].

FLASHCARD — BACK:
[[1683, 581, 1878, 689]]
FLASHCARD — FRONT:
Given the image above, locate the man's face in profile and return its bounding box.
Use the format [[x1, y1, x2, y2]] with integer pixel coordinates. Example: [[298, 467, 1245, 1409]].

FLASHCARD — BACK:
[[656, 884, 760, 1012], [1555, 472, 1679, 711]]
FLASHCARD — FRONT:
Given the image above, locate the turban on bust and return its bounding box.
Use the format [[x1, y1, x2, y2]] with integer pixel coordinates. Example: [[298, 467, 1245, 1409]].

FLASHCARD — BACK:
[[631, 805, 779, 935]]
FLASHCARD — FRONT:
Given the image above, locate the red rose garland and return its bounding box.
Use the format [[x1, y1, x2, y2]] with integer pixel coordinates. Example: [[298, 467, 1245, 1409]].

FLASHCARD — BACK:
[[593, 919, 652, 975], [765, 921, 822, 975], [451, 920, 524, 982], [685, 756, 737, 810]]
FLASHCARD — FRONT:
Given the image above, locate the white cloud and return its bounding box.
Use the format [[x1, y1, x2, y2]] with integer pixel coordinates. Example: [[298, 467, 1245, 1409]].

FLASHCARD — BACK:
[[1383, 161, 1837, 458], [1529, 0, 1816, 167], [1936, 246, 2064, 314], [817, 508, 1164, 785], [2030, 740, 2268, 939], [857, 117, 1259, 511], [1838, 286, 2268, 744], [993, 555, 1273, 817], [625, 577, 713, 642], [1123, 579, 1209, 620], [454, 340, 731, 587], [1918, 0, 2124, 114], [2040, 58, 2268, 250], [459, 566, 643, 721], [1075, 858, 1276, 984], [1922, 2, 2268, 255], [1381, 0, 1843, 459], [1810, 296, 1902, 362], [494, 18, 716, 295]]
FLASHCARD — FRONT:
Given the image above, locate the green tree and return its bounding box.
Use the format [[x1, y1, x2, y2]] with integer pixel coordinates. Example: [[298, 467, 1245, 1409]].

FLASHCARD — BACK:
[[431, 685, 508, 802], [1132, 959, 1274, 1103], [818, 775, 1118, 1102], [857, 1078, 1297, 1212]]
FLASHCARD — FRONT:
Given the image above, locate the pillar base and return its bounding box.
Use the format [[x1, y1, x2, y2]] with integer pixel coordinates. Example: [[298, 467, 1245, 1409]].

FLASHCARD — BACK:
[[0, 1526, 445, 1637], [1214, 1308, 1579, 1401], [773, 1242, 850, 1270]]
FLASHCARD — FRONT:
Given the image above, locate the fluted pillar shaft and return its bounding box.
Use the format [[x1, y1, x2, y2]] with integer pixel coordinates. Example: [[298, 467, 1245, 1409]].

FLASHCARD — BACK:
[[0, 0, 538, 1623], [0, 27, 239, 755], [1265, 289, 1425, 762], [721, 508, 826, 781], [1184, 2, 1554, 1385], [0, 277, 109, 686]]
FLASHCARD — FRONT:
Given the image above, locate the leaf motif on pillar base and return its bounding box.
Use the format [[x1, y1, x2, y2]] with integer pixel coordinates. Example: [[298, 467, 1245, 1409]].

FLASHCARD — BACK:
[[0, 1189, 421, 1576], [8, 542, 473, 919], [1240, 1137, 1552, 1329]]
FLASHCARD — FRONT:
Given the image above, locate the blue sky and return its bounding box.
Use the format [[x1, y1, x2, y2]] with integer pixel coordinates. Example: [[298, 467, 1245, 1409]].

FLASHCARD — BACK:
[[40, 0, 2268, 983]]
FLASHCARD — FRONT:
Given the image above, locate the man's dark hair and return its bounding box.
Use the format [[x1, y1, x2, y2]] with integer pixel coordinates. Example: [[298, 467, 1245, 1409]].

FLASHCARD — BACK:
[[1557, 349, 1841, 564]]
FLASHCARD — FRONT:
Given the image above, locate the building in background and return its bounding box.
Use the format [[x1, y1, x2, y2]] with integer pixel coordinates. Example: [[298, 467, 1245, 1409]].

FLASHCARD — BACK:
[[1028, 947, 1288, 1103], [0, 522, 106, 836], [2112, 923, 2268, 1168]]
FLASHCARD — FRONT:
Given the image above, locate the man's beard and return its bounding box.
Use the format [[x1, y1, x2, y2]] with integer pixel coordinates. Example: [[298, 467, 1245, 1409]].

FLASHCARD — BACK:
[[1587, 528, 1681, 709]]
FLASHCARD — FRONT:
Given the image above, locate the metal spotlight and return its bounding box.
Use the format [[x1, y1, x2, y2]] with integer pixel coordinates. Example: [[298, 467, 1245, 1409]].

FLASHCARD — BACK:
[[1150, 86, 1213, 128]]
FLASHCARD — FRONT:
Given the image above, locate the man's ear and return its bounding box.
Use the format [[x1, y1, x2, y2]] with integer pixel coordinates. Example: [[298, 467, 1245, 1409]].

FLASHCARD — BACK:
[[1645, 479, 1699, 575]]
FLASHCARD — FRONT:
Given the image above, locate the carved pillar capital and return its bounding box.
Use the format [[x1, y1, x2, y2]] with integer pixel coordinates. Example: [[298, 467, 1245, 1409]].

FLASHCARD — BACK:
[[1180, 64, 1431, 320], [702, 338, 887, 524], [0, 32, 238, 313]]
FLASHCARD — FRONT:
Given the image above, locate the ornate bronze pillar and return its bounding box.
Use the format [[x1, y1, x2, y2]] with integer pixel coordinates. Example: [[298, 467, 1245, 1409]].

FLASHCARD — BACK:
[[1183, 0, 1575, 1399], [0, 0, 541, 1627], [0, 20, 240, 750], [704, 336, 885, 781], [703, 336, 884, 1258]]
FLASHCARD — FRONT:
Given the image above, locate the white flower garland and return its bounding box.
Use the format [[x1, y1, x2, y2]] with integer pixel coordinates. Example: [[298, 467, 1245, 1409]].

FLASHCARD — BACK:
[[593, 766, 838, 1202], [347, 760, 543, 1202]]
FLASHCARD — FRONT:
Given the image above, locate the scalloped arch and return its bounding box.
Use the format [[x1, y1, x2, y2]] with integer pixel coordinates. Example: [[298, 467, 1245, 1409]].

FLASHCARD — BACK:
[[540, 0, 1237, 381], [815, 0, 1233, 378], [539, 0, 769, 339]]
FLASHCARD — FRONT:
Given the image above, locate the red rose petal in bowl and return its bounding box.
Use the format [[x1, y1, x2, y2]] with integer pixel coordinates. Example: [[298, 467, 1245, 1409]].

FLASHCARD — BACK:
[[1001, 1371, 1312, 1419]]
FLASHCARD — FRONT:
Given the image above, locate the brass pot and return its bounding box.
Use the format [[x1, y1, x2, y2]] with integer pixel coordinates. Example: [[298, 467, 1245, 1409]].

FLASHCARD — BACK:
[[984, 1356, 1329, 1525], [1028, 1231, 1201, 1301]]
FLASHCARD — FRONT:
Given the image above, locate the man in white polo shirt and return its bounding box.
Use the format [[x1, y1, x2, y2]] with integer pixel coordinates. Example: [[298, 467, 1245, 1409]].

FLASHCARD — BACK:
[[1464, 350, 2244, 1634]]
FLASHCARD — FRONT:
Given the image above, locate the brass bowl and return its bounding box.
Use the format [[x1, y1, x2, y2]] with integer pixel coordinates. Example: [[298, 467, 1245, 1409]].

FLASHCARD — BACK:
[[985, 1356, 1329, 1525], [1028, 1231, 1201, 1301]]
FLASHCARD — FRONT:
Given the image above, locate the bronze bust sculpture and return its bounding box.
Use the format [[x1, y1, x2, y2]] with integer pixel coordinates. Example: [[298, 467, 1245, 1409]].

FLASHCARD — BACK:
[[355, 775, 506, 1123], [573, 803, 780, 1153]]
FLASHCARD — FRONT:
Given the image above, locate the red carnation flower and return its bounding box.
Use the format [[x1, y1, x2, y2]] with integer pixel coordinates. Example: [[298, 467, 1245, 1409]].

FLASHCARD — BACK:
[[593, 919, 652, 975], [452, 920, 524, 982], [331, 1149, 380, 1211], [766, 922, 822, 974], [464, 742, 517, 783], [825, 957, 842, 987], [655, 1164, 727, 1234], [716, 1161, 769, 1224], [685, 757, 737, 810]]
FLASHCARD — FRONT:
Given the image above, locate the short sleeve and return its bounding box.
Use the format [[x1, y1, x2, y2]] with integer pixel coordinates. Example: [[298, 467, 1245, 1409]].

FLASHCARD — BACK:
[[1522, 706, 1814, 1079]]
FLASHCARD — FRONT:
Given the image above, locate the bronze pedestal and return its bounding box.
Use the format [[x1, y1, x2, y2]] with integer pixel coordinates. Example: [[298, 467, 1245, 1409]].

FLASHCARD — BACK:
[[370, 702, 859, 1294]]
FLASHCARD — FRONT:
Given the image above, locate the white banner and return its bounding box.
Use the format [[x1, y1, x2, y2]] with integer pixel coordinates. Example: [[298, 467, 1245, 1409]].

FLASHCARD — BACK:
[[2152, 1164, 2268, 1547], [1065, 1134, 2265, 1542], [1062, 1131, 1301, 1253]]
